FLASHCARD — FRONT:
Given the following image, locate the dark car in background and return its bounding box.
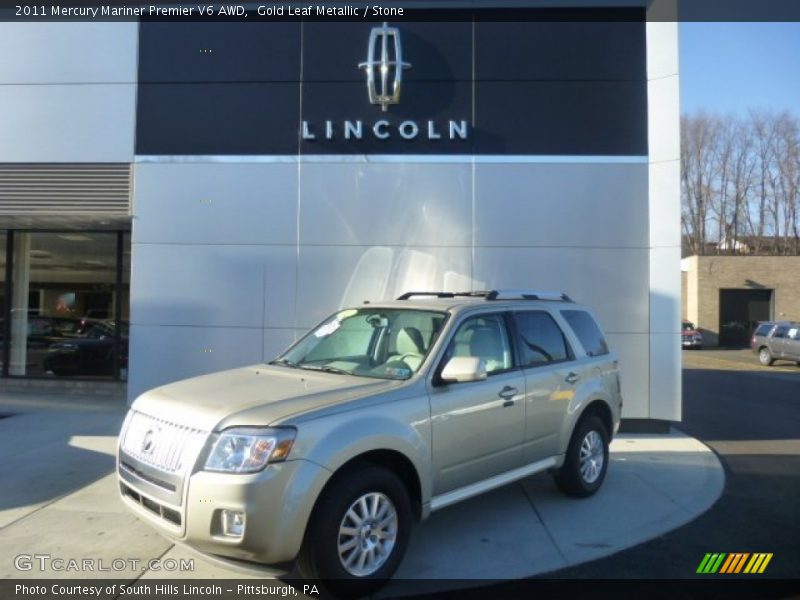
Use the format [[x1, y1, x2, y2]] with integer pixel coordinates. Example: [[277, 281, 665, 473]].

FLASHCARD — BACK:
[[682, 320, 703, 350], [751, 321, 800, 366], [43, 321, 128, 377]]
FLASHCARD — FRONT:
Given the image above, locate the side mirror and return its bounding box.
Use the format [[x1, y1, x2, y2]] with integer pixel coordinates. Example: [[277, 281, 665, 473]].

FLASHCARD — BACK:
[[440, 356, 487, 384]]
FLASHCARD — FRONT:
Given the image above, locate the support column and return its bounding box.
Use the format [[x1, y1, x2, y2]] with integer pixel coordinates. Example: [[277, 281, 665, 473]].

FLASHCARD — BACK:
[[10, 232, 30, 376]]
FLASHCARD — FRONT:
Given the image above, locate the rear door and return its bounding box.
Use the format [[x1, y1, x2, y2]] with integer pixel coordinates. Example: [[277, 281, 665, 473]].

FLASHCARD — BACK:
[[428, 312, 525, 494], [771, 325, 790, 358], [785, 326, 800, 360], [511, 310, 577, 462]]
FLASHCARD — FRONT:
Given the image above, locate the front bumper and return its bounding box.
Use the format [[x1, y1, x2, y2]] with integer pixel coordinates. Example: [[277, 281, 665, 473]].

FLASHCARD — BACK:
[[118, 456, 331, 565]]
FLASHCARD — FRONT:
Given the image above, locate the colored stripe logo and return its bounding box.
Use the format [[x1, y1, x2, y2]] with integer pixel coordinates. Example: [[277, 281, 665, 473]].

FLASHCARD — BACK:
[[697, 553, 773, 574]]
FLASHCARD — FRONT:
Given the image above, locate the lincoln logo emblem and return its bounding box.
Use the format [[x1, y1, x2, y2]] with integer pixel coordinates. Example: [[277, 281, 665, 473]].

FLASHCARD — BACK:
[[358, 22, 411, 111]]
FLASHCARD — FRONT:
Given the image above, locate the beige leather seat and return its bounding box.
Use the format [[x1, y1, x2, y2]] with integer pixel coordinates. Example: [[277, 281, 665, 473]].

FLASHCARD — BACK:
[[394, 327, 426, 371], [468, 326, 509, 373]]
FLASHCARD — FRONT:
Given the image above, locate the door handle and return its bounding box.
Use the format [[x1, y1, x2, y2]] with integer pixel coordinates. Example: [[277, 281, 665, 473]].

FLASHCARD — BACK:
[[565, 372, 580, 385], [498, 386, 517, 406]]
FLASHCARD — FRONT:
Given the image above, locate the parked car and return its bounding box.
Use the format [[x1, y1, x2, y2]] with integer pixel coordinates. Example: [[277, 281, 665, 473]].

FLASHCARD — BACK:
[[44, 320, 128, 376], [117, 290, 622, 596], [751, 321, 800, 366], [681, 320, 704, 349]]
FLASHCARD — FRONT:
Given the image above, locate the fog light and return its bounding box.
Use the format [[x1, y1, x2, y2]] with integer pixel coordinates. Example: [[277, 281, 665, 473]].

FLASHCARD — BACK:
[[221, 510, 245, 537]]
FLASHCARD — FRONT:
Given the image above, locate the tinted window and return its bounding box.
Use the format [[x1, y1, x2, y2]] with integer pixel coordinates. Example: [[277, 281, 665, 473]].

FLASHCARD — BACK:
[[561, 310, 610, 357], [788, 327, 799, 341], [773, 326, 789, 339], [514, 311, 570, 366], [446, 314, 513, 375], [754, 323, 773, 337]]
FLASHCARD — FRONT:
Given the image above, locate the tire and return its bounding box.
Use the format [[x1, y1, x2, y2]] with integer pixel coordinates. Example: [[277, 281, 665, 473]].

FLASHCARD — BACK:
[[554, 415, 609, 498], [297, 464, 412, 598], [759, 347, 774, 366]]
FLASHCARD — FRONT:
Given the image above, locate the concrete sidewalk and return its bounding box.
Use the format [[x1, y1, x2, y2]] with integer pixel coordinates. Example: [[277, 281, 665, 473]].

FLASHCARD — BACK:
[[0, 392, 724, 595]]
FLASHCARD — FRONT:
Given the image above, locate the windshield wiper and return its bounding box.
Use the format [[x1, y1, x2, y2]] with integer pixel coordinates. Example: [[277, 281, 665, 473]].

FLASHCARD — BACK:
[[297, 364, 352, 376], [269, 358, 300, 368]]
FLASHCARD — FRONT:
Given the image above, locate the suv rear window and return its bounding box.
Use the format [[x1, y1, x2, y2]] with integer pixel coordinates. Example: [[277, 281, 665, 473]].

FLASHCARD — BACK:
[[513, 311, 571, 366], [561, 310, 610, 357], [773, 326, 789, 339], [754, 323, 773, 337]]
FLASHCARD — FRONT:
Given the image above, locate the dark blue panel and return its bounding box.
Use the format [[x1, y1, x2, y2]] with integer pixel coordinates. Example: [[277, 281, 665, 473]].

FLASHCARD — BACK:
[[136, 83, 299, 155], [474, 81, 647, 155], [475, 21, 646, 82], [138, 22, 300, 83]]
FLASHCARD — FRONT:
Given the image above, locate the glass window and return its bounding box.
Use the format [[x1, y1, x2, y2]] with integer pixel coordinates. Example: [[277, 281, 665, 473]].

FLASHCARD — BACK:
[[8, 232, 128, 379], [561, 310, 610, 357], [513, 311, 571, 366], [445, 313, 513, 375], [277, 308, 446, 380], [773, 326, 789, 339], [754, 323, 773, 337], [787, 327, 799, 340]]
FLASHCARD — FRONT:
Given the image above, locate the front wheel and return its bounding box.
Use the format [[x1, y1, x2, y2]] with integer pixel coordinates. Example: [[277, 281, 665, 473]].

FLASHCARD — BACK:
[[554, 415, 609, 498], [759, 347, 774, 366], [297, 464, 411, 597]]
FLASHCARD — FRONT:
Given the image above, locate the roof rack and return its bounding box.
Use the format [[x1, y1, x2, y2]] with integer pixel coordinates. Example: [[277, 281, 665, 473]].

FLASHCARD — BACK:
[[396, 290, 574, 302]]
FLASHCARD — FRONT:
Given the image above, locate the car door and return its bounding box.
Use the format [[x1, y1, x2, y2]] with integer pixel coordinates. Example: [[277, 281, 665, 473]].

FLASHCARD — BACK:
[[785, 326, 800, 360], [771, 326, 789, 358], [428, 312, 525, 495], [512, 310, 577, 462]]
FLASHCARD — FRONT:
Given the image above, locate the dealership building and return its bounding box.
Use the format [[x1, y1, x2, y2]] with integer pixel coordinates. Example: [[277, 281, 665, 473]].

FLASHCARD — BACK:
[[0, 2, 680, 429]]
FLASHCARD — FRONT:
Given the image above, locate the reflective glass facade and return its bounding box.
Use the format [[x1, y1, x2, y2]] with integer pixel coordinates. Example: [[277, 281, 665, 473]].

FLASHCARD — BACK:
[[0, 230, 130, 380]]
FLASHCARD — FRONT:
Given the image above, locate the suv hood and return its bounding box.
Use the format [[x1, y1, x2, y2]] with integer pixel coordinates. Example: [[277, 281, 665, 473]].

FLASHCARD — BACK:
[[130, 365, 404, 431]]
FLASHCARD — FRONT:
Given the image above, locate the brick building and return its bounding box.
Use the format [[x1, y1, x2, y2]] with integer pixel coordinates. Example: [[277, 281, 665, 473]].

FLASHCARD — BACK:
[[682, 255, 800, 346]]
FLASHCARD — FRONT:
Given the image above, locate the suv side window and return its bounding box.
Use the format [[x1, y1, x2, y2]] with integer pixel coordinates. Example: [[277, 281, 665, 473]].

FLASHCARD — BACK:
[[561, 310, 610, 357], [513, 311, 572, 367], [788, 327, 799, 340], [754, 323, 773, 337], [773, 326, 789, 339], [445, 314, 513, 375]]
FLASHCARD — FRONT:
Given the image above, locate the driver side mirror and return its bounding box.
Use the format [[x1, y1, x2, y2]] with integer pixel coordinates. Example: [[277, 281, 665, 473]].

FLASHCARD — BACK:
[[440, 356, 487, 384]]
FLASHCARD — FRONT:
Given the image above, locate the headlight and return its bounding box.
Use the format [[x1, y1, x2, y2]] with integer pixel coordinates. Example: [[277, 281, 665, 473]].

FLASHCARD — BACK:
[[204, 427, 295, 473]]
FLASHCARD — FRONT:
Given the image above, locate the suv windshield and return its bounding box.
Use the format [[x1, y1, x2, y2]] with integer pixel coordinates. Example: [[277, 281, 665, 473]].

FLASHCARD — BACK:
[[274, 308, 447, 380]]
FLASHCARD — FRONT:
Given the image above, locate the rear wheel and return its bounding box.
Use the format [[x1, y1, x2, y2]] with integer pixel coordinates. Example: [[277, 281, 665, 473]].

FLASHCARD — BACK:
[[759, 347, 774, 366], [297, 464, 411, 597], [554, 415, 609, 498]]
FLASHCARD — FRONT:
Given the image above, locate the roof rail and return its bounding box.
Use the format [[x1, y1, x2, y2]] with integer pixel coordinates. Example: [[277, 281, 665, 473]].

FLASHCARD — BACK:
[[486, 290, 573, 302], [396, 290, 573, 302]]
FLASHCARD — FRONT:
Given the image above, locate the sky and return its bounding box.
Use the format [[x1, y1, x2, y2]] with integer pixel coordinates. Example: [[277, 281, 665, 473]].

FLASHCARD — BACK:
[[679, 22, 800, 117]]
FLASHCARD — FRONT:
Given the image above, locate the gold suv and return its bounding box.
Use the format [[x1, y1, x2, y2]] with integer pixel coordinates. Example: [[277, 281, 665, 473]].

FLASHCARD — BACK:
[[117, 290, 623, 596]]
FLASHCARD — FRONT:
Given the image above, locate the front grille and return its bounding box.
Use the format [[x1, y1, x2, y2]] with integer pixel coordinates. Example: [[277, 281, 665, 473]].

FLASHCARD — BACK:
[[121, 411, 208, 474], [120, 461, 176, 491], [121, 482, 182, 526]]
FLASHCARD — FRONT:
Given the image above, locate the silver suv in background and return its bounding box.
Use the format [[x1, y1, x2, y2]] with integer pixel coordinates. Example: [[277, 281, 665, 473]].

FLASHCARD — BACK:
[[752, 321, 800, 366], [117, 290, 623, 596]]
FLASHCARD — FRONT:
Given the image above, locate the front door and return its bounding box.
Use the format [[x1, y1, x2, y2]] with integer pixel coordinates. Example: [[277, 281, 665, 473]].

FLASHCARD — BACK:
[[428, 313, 525, 495]]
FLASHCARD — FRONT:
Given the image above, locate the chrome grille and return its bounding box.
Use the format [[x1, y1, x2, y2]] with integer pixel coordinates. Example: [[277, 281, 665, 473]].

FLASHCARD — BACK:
[[121, 411, 208, 474]]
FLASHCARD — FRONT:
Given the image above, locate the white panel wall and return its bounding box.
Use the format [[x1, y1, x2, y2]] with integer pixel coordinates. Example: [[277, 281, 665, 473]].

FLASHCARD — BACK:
[[474, 163, 649, 248], [647, 15, 682, 421], [0, 23, 138, 162], [129, 159, 652, 403]]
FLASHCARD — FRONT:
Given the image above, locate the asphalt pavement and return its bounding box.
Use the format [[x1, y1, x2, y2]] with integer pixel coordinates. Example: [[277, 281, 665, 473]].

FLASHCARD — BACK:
[[539, 349, 800, 580]]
